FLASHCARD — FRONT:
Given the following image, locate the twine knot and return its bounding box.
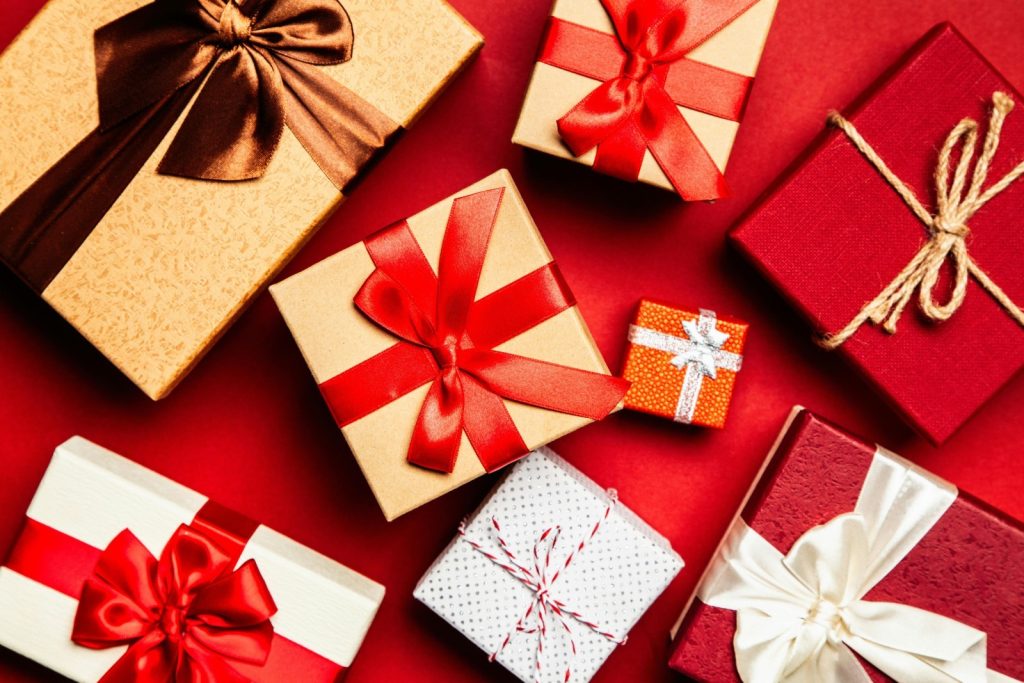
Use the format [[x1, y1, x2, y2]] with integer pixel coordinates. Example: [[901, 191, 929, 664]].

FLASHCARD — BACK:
[[218, 1, 252, 46], [819, 92, 1024, 349]]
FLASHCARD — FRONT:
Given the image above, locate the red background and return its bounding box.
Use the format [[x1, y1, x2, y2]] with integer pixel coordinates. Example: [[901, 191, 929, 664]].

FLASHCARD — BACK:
[[1, 1, 1022, 682]]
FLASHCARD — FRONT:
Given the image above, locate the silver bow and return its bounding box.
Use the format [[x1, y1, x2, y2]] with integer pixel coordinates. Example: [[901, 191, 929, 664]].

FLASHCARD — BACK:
[[627, 308, 741, 423], [697, 448, 1014, 683]]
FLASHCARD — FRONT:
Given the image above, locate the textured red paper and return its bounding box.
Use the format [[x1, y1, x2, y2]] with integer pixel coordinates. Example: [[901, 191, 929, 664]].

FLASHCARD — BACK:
[[731, 25, 1024, 445], [2, 2, 1024, 683], [670, 409, 1024, 681]]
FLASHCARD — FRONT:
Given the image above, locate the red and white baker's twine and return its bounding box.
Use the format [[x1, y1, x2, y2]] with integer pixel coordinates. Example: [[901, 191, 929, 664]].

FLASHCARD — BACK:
[[458, 490, 625, 683]]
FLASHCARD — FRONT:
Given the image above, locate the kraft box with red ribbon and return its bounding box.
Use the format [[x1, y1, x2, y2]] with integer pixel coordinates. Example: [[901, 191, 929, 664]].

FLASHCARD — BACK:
[[669, 409, 1024, 682], [270, 170, 629, 521], [731, 24, 1024, 444], [513, 0, 779, 200], [0, 437, 385, 681], [414, 447, 683, 683], [0, 0, 482, 401]]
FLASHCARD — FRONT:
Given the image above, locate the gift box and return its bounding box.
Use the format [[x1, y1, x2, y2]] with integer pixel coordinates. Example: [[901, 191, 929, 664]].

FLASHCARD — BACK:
[[270, 170, 629, 521], [512, 0, 778, 199], [0, 0, 482, 400], [669, 408, 1024, 682], [414, 447, 683, 683], [622, 300, 746, 427], [730, 24, 1024, 444], [0, 437, 385, 681]]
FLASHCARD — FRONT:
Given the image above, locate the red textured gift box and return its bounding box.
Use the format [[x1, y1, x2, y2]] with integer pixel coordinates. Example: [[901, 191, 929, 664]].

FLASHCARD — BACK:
[[668, 408, 1024, 681], [730, 24, 1024, 445]]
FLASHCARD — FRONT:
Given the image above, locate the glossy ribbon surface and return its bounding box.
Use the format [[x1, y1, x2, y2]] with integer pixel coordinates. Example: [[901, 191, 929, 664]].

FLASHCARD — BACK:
[[540, 0, 758, 199], [0, 0, 398, 291], [697, 448, 1012, 683], [72, 524, 277, 683], [319, 188, 629, 473]]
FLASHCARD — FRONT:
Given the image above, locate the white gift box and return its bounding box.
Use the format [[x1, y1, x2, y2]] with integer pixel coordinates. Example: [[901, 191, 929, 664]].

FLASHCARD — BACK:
[[0, 437, 384, 681], [414, 447, 683, 683]]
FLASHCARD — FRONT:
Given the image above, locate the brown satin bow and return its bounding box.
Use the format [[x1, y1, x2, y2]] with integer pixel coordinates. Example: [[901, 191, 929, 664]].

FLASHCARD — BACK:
[[96, 0, 393, 186], [0, 0, 397, 291]]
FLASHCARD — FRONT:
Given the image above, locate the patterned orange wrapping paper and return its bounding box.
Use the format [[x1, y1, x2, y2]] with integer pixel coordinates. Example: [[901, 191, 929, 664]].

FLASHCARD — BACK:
[[622, 300, 747, 427]]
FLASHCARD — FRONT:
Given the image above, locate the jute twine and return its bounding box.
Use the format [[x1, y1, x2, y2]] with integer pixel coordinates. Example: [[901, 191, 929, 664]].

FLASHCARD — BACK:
[[819, 91, 1024, 349]]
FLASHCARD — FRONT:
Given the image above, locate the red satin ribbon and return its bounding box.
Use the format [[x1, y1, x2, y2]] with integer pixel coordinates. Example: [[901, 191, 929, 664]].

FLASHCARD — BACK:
[[319, 188, 629, 473], [540, 0, 759, 200], [4, 511, 345, 681]]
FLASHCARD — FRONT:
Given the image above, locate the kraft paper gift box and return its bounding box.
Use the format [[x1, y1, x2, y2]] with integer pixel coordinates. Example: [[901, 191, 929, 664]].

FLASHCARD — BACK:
[[731, 24, 1024, 445], [512, 0, 778, 199], [669, 409, 1024, 682], [622, 299, 747, 427], [0, 437, 385, 681], [0, 0, 482, 400], [271, 169, 629, 521], [414, 447, 684, 683]]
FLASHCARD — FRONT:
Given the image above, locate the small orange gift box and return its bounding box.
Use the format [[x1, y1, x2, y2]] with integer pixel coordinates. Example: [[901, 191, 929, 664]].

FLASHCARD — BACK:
[[622, 300, 747, 427]]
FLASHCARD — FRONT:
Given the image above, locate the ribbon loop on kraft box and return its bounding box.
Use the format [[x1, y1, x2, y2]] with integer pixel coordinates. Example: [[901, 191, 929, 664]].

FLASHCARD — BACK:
[[628, 308, 741, 423], [457, 494, 626, 683], [319, 187, 630, 474], [4, 501, 309, 683], [696, 447, 1020, 683], [0, 0, 399, 292], [540, 0, 758, 200], [820, 92, 1024, 349]]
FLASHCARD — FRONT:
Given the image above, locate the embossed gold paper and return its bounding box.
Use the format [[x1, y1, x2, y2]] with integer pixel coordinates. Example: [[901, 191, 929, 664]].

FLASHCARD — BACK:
[[0, 0, 482, 399]]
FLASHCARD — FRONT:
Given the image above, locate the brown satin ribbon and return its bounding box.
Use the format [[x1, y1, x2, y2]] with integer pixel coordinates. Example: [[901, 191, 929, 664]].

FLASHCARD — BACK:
[[0, 0, 399, 292]]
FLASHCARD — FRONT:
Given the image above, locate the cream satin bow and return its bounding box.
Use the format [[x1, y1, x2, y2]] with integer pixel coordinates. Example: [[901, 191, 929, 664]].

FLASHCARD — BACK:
[[698, 449, 1013, 683]]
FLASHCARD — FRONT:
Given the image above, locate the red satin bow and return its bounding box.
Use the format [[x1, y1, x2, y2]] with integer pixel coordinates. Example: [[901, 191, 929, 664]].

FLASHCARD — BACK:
[[543, 0, 759, 199], [320, 188, 629, 473], [72, 525, 277, 683]]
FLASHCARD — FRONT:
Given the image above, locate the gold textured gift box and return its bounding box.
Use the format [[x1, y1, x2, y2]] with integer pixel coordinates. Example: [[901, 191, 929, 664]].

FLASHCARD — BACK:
[[512, 0, 778, 192], [0, 0, 482, 399], [270, 170, 618, 521]]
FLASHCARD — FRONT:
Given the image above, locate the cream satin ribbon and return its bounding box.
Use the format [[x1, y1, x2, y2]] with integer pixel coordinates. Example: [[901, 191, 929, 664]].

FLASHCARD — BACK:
[[698, 448, 1017, 683], [627, 309, 742, 423]]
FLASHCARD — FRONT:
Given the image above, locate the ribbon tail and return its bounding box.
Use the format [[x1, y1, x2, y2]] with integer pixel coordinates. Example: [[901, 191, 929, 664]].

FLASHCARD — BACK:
[[97, 633, 174, 683], [461, 349, 629, 420], [460, 374, 530, 472], [640, 83, 728, 200], [0, 82, 200, 292], [408, 372, 466, 473], [275, 55, 399, 191]]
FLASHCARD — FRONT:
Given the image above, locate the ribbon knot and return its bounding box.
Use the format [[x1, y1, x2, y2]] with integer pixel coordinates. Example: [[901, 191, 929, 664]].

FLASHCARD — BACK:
[[820, 92, 1024, 348], [72, 524, 277, 683], [622, 52, 654, 81], [804, 598, 848, 645], [217, 1, 253, 46]]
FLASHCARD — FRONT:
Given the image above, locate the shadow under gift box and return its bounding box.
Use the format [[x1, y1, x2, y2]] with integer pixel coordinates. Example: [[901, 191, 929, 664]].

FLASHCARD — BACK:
[[730, 24, 1024, 445], [270, 170, 624, 521], [0, 0, 482, 400], [669, 408, 1024, 682], [0, 437, 385, 681]]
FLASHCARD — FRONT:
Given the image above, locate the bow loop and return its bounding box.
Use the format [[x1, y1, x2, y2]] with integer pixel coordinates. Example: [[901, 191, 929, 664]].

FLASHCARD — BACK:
[[72, 525, 277, 683], [248, 0, 356, 65]]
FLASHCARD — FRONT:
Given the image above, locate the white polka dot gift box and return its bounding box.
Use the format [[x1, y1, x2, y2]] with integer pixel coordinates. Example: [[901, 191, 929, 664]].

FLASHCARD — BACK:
[[414, 447, 683, 683]]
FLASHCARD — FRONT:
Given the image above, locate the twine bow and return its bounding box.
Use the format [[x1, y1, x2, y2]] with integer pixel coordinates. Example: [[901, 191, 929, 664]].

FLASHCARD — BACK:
[[458, 495, 625, 683], [820, 92, 1024, 349]]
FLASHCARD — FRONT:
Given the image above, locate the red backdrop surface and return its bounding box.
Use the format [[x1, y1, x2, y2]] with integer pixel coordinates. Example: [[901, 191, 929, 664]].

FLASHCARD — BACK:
[[1, 1, 1022, 682]]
